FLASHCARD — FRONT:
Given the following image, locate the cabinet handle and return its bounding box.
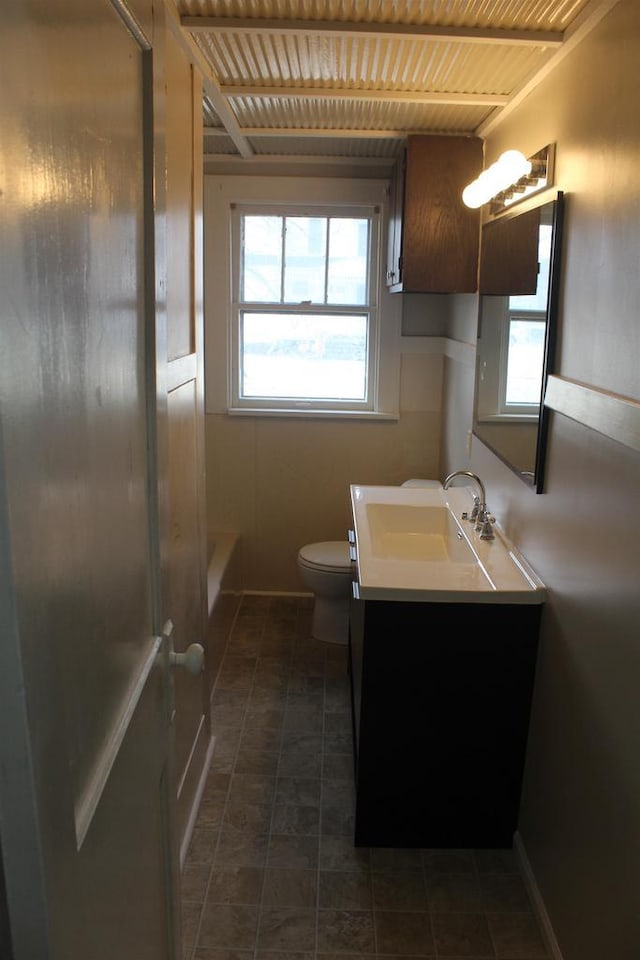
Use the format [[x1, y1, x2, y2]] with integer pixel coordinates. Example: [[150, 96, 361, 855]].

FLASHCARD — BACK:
[[349, 545, 357, 563], [347, 529, 356, 544], [351, 581, 360, 600]]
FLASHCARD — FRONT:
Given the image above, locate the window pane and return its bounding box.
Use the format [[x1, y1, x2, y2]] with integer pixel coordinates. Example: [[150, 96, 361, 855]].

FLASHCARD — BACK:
[[283, 217, 327, 303], [240, 312, 368, 401], [505, 319, 546, 405], [242, 216, 283, 302], [327, 218, 369, 304]]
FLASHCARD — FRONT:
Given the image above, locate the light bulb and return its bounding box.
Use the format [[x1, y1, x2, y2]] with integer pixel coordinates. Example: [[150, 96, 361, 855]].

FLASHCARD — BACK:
[[497, 150, 531, 183], [461, 149, 533, 208]]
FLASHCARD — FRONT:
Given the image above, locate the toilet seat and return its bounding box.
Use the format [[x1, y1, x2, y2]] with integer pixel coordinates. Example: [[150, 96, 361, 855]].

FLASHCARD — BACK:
[[297, 541, 351, 574]]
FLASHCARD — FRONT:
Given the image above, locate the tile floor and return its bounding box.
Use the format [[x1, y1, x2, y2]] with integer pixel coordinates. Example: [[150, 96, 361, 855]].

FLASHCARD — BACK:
[[182, 595, 549, 960]]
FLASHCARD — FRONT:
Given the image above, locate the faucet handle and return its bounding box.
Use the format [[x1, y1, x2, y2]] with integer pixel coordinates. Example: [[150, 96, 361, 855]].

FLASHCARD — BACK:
[[462, 496, 481, 523], [477, 511, 496, 540]]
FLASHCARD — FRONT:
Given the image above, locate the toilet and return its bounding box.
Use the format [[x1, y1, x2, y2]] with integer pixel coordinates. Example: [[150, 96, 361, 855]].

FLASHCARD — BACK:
[[297, 479, 442, 645], [297, 540, 352, 644]]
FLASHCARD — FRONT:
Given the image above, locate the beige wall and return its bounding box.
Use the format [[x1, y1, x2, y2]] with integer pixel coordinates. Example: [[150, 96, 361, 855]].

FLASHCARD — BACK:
[[205, 348, 442, 591], [444, 2, 640, 957], [441, 294, 478, 475]]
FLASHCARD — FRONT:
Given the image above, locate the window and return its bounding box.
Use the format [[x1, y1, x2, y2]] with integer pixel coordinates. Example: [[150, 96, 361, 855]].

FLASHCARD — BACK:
[[502, 314, 546, 408], [230, 204, 380, 413], [498, 223, 552, 416]]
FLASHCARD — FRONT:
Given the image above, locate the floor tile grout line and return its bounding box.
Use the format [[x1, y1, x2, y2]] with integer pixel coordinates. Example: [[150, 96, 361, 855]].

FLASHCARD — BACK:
[[254, 612, 301, 960]]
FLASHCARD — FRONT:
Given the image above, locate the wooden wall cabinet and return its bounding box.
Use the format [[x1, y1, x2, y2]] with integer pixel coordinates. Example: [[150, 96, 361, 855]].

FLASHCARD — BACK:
[[386, 134, 483, 293], [349, 594, 541, 848]]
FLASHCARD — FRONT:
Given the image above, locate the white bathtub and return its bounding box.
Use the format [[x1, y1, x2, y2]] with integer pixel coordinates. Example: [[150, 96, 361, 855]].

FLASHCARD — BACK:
[[207, 531, 241, 617]]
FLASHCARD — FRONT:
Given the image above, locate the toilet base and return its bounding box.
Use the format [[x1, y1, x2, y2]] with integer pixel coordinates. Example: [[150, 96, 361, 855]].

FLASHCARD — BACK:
[[311, 594, 349, 645]]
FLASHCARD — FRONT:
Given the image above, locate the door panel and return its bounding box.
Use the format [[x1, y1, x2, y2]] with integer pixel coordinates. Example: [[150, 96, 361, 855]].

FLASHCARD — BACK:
[[168, 379, 208, 844], [0, 1, 177, 957], [72, 667, 169, 959], [166, 30, 196, 362], [165, 25, 209, 857]]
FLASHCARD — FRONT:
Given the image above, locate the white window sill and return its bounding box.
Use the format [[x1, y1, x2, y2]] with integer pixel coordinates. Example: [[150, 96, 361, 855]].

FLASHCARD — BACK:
[[476, 414, 538, 424], [227, 407, 399, 421]]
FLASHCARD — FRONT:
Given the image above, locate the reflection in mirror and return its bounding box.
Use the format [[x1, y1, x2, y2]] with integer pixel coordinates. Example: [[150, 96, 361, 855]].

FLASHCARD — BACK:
[[473, 190, 564, 492]]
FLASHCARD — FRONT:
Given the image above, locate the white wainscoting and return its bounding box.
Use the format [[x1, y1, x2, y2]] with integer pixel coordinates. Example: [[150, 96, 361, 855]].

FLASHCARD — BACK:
[[545, 375, 640, 453]]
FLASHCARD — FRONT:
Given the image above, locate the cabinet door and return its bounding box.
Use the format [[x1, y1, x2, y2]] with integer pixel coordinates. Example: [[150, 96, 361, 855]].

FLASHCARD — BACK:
[[386, 150, 405, 288], [352, 599, 540, 848], [390, 135, 482, 293]]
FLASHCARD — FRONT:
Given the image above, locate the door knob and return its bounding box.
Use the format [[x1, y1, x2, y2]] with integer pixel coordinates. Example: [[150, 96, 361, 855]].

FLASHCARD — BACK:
[[169, 643, 205, 675], [162, 619, 205, 675]]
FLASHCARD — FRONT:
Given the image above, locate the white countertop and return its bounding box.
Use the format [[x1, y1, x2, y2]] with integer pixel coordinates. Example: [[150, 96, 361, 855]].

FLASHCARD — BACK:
[[350, 484, 546, 604]]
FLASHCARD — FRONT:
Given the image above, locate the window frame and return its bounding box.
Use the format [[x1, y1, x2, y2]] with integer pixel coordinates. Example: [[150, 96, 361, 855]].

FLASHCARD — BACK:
[[229, 202, 381, 414], [498, 307, 547, 417]]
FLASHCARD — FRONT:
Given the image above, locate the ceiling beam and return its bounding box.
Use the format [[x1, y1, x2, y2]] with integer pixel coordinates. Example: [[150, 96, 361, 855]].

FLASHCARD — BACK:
[[205, 153, 394, 167], [220, 86, 508, 106], [199, 79, 252, 158], [180, 17, 563, 48], [204, 127, 461, 141], [165, 2, 252, 158], [478, 0, 623, 136], [203, 153, 397, 180]]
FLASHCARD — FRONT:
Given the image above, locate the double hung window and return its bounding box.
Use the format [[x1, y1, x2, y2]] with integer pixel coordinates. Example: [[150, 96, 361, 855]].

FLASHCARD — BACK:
[[499, 222, 552, 416], [230, 204, 380, 413]]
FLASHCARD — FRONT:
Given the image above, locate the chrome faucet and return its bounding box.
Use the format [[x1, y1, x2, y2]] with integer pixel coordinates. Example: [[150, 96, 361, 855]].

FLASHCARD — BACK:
[[443, 470, 486, 512], [443, 470, 495, 540]]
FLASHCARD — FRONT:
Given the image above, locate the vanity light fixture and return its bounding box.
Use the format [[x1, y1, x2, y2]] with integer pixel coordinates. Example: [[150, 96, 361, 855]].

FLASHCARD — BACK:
[[462, 144, 554, 211]]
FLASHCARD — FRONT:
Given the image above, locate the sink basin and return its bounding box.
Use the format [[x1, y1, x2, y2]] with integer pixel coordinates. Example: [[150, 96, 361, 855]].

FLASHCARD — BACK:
[[350, 484, 545, 604], [366, 503, 474, 563]]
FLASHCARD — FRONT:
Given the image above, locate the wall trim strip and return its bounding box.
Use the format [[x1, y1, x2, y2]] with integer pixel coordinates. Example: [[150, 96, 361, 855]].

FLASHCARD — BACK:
[[399, 335, 446, 354], [399, 337, 476, 366], [443, 337, 476, 367], [168, 352, 197, 392], [544, 374, 640, 453], [513, 831, 564, 960]]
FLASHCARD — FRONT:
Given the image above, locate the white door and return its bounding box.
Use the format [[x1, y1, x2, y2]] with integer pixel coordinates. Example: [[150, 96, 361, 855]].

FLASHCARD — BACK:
[[164, 28, 210, 859], [0, 1, 180, 957]]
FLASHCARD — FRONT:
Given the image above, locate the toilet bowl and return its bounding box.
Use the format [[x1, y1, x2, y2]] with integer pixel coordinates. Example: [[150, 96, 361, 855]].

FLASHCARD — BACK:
[[298, 481, 442, 645], [297, 541, 352, 644]]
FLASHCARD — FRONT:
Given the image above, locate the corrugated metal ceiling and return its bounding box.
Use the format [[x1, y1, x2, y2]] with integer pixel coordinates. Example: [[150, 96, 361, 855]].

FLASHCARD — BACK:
[[173, 0, 621, 172]]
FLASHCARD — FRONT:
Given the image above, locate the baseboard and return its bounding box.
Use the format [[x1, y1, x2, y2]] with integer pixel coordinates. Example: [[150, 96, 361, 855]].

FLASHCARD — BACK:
[[179, 732, 216, 870], [513, 831, 564, 960]]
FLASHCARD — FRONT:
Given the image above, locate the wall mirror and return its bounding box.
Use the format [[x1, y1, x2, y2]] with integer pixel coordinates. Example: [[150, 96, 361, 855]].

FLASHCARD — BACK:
[[473, 189, 564, 492]]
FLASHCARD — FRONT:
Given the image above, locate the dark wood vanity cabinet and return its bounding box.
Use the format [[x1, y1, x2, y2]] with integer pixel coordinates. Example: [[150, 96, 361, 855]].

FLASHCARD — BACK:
[[386, 134, 483, 293], [348, 594, 541, 848]]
